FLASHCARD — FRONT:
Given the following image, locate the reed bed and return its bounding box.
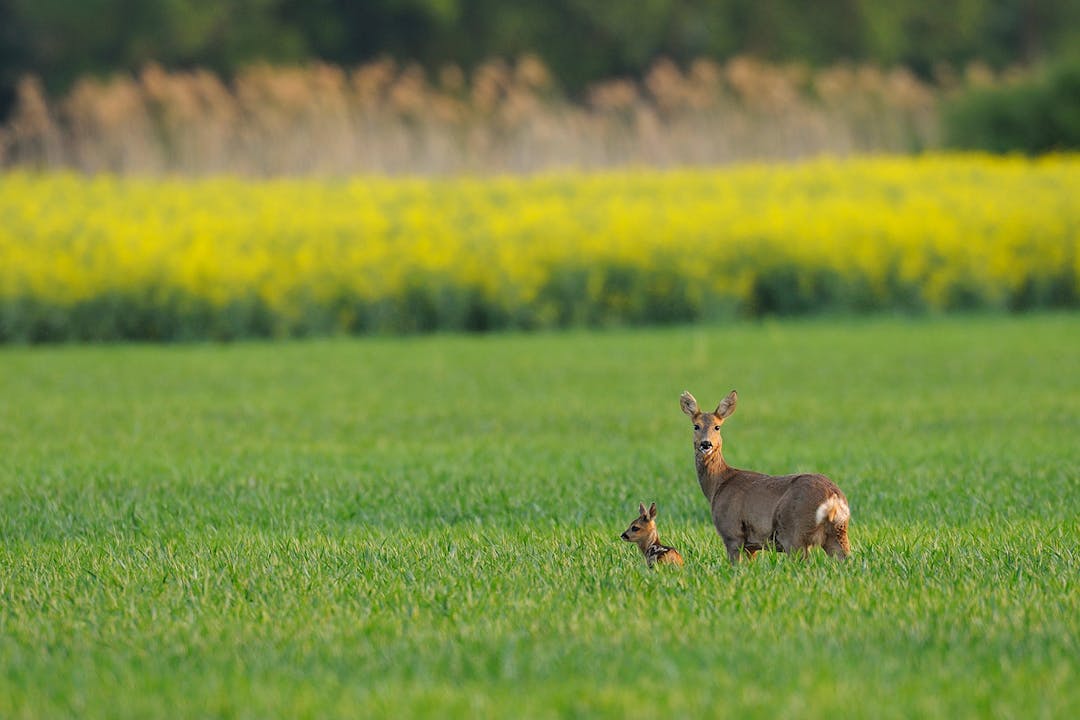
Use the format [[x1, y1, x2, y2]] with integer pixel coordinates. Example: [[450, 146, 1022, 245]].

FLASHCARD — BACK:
[[0, 56, 951, 176]]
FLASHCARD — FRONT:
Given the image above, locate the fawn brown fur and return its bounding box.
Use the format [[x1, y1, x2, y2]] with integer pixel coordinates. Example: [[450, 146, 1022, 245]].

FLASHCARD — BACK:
[[680, 390, 851, 564], [621, 502, 684, 568]]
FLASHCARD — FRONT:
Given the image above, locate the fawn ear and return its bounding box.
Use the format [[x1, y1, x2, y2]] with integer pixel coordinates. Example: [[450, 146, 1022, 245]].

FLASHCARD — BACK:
[[680, 391, 699, 417], [647, 502, 657, 520], [638, 502, 648, 517], [716, 390, 737, 419]]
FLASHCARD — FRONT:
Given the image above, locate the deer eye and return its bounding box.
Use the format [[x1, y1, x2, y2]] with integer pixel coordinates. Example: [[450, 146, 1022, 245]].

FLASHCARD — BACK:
[[714, 425, 721, 431], [693, 424, 701, 430], [631, 525, 640, 532]]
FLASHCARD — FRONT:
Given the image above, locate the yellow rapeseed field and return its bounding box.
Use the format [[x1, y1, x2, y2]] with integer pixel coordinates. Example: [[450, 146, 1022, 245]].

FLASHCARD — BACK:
[[0, 154, 1076, 340]]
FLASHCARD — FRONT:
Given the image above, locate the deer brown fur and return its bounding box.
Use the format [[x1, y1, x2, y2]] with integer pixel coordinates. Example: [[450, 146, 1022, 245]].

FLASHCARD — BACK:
[[680, 390, 850, 563], [621, 502, 684, 568]]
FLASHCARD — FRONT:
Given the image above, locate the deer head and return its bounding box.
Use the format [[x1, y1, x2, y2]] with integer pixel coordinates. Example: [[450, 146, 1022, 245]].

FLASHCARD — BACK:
[[680, 390, 737, 460], [621, 502, 658, 546]]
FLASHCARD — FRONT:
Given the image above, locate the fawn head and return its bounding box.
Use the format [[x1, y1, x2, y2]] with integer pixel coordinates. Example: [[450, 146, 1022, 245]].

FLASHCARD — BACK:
[[680, 390, 737, 459], [621, 502, 658, 544]]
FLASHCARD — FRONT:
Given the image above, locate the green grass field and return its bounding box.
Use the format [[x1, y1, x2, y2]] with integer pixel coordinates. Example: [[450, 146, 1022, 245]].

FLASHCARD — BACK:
[[1, 314, 1077, 718]]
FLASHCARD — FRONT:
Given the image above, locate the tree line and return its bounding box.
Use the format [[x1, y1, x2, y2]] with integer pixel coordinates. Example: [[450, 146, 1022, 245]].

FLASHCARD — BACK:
[[2, 0, 1078, 108]]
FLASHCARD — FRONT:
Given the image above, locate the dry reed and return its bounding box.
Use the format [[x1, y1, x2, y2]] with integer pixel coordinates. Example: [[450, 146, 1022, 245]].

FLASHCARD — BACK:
[[0, 55, 962, 176]]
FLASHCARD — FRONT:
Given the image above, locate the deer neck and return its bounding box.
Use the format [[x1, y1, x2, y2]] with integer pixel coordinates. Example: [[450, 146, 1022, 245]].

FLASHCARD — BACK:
[[695, 449, 734, 501], [636, 527, 660, 556]]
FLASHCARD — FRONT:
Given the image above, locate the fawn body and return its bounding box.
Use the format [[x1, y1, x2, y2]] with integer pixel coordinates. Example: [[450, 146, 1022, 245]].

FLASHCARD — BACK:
[[621, 502, 684, 568], [680, 390, 850, 563]]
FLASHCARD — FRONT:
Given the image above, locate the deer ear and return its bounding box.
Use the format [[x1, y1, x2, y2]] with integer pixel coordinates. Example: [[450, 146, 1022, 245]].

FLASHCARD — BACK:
[[716, 390, 737, 419], [638, 502, 648, 517], [647, 502, 657, 520], [680, 391, 699, 417]]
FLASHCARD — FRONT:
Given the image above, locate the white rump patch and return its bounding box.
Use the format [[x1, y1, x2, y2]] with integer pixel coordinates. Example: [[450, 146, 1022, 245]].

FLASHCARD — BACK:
[[815, 496, 850, 525]]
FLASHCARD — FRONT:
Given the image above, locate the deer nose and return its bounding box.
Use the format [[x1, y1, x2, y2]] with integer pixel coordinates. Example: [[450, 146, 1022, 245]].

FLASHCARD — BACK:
[[699, 440, 712, 449], [621, 531, 629, 540]]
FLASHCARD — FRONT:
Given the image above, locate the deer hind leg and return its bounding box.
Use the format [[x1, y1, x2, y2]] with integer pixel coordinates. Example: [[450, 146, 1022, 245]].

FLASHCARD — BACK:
[[787, 543, 811, 560], [775, 522, 816, 560], [723, 537, 745, 565]]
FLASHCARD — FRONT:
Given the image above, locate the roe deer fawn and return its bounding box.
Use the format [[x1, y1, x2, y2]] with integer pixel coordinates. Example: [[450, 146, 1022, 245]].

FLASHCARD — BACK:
[[680, 390, 850, 563], [621, 502, 684, 568]]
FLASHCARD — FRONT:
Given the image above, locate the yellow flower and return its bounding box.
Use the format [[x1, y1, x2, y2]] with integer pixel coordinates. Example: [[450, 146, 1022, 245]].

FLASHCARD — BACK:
[[0, 154, 1076, 339]]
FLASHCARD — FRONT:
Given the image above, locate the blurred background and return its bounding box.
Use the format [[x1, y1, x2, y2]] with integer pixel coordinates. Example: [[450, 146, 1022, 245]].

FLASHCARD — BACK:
[[1, 1, 1078, 343], [2, 0, 1079, 175]]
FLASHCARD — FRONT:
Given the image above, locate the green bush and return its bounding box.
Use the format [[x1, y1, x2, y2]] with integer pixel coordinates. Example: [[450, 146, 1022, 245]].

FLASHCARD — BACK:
[[944, 58, 1080, 153]]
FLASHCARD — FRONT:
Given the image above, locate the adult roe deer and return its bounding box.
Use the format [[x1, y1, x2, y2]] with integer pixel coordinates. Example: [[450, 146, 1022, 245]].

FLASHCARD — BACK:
[[680, 390, 850, 563], [621, 502, 684, 568]]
